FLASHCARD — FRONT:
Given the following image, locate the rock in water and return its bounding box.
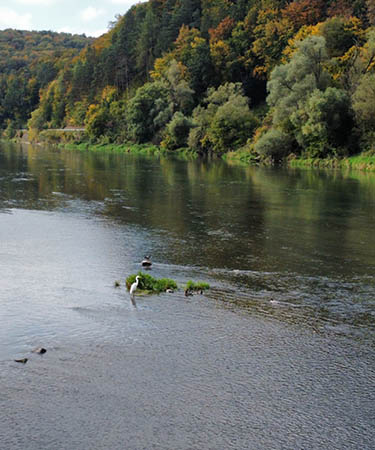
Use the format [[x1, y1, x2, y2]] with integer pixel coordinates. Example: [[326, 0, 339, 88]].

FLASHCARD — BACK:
[[14, 358, 28, 364]]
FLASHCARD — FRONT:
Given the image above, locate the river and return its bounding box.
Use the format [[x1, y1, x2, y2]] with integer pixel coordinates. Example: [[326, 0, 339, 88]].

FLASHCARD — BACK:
[[0, 141, 374, 449]]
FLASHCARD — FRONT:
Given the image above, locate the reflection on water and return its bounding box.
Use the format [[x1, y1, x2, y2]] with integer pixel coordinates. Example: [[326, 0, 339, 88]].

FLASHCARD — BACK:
[[1, 141, 375, 348]]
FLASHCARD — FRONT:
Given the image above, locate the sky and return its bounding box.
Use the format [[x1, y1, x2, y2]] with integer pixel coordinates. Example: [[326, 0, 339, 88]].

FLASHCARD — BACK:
[[0, 0, 139, 37]]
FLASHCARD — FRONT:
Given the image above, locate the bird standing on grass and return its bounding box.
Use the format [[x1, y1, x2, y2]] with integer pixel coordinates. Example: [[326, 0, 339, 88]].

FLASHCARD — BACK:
[[129, 275, 140, 307]]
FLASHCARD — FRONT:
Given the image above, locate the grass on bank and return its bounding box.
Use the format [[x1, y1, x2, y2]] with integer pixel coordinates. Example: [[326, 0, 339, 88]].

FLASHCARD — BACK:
[[17, 128, 375, 171], [288, 154, 375, 171]]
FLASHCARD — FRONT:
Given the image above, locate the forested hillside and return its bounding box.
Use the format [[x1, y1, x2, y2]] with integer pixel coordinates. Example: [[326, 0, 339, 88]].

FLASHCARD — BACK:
[[0, 29, 93, 135], [4, 0, 375, 160]]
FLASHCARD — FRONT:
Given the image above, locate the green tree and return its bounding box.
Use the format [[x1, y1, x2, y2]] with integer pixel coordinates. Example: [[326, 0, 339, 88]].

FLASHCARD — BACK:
[[207, 94, 258, 153], [352, 72, 375, 129], [296, 87, 355, 157], [136, 6, 159, 79], [267, 36, 331, 130], [321, 17, 361, 58], [161, 111, 193, 149], [188, 82, 256, 154], [127, 81, 170, 143], [254, 128, 294, 161]]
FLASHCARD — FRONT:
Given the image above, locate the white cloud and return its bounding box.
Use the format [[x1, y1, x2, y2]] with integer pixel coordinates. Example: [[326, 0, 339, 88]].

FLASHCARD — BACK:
[[110, 0, 137, 7], [87, 28, 107, 37], [110, 0, 135, 4], [14, 0, 57, 5], [58, 26, 106, 38], [0, 7, 32, 29], [81, 6, 105, 22]]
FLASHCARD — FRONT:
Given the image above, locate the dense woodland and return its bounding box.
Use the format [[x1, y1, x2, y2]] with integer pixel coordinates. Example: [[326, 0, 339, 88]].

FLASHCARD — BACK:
[[2, 0, 375, 161], [0, 29, 93, 136]]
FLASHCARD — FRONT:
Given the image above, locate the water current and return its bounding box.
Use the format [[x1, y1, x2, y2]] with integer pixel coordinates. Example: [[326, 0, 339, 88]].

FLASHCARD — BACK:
[[0, 142, 374, 449]]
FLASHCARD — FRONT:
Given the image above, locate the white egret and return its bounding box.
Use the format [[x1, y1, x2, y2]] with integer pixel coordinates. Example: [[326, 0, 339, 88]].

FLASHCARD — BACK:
[[129, 275, 140, 307]]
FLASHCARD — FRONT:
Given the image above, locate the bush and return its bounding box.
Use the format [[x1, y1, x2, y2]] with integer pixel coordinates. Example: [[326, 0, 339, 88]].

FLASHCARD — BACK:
[[126, 272, 177, 293], [4, 120, 16, 139], [207, 96, 258, 154], [185, 281, 210, 291], [188, 82, 256, 154], [254, 128, 294, 161], [297, 87, 355, 157], [127, 82, 171, 143], [161, 112, 193, 150]]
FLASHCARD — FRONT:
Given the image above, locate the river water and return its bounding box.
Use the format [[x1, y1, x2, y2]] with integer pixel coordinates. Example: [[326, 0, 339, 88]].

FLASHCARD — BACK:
[[1, 142, 374, 449]]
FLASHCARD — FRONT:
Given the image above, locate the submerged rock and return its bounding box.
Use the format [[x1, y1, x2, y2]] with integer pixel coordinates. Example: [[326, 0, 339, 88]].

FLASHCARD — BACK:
[[14, 358, 28, 364]]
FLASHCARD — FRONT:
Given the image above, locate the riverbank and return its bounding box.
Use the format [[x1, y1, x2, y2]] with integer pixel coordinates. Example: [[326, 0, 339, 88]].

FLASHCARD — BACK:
[[288, 154, 375, 171], [224, 149, 375, 171], [11, 130, 375, 170]]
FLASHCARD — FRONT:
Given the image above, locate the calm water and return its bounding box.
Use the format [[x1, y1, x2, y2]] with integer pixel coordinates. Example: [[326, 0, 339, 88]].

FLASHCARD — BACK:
[[1, 141, 375, 354], [1, 142, 375, 449]]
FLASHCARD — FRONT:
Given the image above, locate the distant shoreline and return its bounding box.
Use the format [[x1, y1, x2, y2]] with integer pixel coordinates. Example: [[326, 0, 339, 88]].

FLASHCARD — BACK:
[[9, 132, 375, 171]]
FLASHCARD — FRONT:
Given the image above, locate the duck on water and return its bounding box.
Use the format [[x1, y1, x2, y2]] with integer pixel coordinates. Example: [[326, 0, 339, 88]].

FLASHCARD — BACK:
[[141, 256, 152, 267]]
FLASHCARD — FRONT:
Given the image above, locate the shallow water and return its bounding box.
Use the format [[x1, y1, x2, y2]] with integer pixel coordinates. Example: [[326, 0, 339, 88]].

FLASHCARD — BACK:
[[0, 142, 374, 449]]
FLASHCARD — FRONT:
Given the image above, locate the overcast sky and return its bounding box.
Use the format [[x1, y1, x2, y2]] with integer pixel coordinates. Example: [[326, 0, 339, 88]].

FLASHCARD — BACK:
[[0, 0, 139, 37]]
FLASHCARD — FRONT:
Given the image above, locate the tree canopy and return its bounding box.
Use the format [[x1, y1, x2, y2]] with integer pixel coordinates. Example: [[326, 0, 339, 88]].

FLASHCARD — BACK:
[[1, 0, 375, 160]]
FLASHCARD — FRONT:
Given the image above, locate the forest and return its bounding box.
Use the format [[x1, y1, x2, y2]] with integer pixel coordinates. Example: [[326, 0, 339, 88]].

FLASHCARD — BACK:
[[2, 0, 375, 162], [0, 29, 93, 137]]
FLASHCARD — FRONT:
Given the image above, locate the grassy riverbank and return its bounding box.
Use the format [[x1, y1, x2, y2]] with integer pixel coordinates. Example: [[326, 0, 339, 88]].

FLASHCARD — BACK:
[[288, 154, 375, 171], [224, 149, 375, 171], [61, 141, 161, 156], [13, 129, 375, 171]]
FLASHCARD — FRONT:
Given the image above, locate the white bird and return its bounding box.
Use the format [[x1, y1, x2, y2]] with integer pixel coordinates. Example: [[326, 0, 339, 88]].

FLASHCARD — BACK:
[[129, 275, 140, 307]]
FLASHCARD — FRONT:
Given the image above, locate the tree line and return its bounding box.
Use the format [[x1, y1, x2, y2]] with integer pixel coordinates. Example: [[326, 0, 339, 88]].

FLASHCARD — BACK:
[[3, 0, 375, 161], [0, 29, 93, 137]]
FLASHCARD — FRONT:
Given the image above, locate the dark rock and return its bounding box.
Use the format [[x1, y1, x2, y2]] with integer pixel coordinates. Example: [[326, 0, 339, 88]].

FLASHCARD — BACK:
[[15, 358, 28, 364]]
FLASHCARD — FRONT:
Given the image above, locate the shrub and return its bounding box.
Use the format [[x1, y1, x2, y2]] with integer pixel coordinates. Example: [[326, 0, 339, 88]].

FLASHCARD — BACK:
[[185, 281, 210, 291], [254, 128, 294, 161], [126, 272, 177, 293], [161, 112, 193, 150]]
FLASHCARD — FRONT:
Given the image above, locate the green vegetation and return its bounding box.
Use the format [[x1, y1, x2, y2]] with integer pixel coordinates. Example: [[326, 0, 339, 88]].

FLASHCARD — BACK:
[[126, 272, 177, 294], [0, 29, 92, 131], [289, 154, 375, 171], [2, 1, 375, 164], [185, 280, 210, 292]]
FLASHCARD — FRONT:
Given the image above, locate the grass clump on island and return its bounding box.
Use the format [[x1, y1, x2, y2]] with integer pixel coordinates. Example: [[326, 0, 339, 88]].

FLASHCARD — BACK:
[[185, 280, 210, 292], [126, 272, 177, 294]]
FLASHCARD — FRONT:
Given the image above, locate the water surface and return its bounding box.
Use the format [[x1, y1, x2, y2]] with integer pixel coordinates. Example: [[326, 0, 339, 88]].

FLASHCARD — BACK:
[[0, 142, 374, 449], [1, 142, 374, 350]]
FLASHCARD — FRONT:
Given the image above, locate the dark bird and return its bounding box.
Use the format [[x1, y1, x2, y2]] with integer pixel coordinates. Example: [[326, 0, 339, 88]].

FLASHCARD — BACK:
[[33, 347, 47, 354], [141, 256, 152, 267]]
